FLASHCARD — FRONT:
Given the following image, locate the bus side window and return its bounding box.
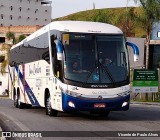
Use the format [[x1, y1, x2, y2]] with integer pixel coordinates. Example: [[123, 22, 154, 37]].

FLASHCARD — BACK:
[[42, 51, 50, 63]]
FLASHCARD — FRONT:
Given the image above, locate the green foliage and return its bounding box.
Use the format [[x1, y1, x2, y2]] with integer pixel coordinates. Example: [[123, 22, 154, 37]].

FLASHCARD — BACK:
[[0, 59, 7, 75], [90, 10, 110, 23], [0, 43, 11, 51], [6, 32, 16, 44], [17, 34, 26, 43], [0, 44, 11, 75], [6, 32, 15, 40], [53, 7, 146, 37], [133, 0, 160, 69], [139, 0, 160, 21], [0, 55, 5, 63]]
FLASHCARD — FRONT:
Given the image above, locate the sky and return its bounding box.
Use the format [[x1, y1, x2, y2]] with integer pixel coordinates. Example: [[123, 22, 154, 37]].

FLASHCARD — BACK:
[[51, 0, 139, 19]]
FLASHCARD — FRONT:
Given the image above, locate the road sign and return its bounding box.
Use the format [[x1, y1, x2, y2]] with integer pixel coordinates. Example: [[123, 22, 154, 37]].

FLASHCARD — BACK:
[[132, 69, 158, 93]]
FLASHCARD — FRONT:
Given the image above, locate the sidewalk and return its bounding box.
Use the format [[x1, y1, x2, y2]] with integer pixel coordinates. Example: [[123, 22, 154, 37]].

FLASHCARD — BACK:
[[130, 101, 160, 106], [0, 95, 9, 99]]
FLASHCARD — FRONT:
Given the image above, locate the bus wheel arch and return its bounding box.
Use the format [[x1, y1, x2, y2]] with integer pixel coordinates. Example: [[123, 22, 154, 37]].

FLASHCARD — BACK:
[[45, 89, 58, 117], [17, 88, 25, 109]]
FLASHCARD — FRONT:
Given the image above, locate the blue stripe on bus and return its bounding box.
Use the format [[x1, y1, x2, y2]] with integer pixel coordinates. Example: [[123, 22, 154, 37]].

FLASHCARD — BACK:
[[15, 66, 40, 106]]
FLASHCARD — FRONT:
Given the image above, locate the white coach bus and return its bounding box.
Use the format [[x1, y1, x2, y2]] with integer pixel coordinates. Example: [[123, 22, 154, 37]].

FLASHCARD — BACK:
[[9, 21, 139, 117]]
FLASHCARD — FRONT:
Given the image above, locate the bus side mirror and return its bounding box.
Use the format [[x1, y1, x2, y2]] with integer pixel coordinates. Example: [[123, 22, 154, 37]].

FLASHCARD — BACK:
[[9, 61, 16, 67], [54, 40, 63, 61], [0, 55, 5, 63], [126, 42, 139, 62]]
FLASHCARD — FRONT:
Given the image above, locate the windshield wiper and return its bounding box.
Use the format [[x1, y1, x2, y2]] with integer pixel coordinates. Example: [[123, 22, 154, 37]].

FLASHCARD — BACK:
[[99, 61, 116, 87], [81, 65, 97, 87], [81, 61, 116, 87]]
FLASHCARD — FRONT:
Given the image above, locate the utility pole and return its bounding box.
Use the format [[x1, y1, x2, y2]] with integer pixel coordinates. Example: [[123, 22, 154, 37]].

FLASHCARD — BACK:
[[93, 2, 95, 10]]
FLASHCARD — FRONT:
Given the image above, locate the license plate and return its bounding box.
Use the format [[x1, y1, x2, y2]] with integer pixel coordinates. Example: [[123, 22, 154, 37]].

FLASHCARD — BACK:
[[94, 103, 106, 108]]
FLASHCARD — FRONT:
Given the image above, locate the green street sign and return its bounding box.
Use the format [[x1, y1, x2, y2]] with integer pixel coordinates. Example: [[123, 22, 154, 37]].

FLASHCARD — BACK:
[[132, 69, 158, 93]]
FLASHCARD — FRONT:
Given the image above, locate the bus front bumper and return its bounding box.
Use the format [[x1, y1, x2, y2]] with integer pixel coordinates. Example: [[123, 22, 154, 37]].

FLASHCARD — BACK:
[[62, 93, 130, 112]]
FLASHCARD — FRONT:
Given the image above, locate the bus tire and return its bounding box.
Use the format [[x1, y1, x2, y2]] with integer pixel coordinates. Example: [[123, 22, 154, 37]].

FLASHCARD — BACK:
[[46, 94, 58, 117], [25, 104, 32, 109], [14, 93, 18, 108], [17, 90, 25, 109]]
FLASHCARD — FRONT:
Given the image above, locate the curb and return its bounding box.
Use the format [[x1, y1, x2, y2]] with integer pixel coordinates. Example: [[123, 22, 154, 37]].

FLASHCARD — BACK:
[[130, 102, 160, 106], [0, 96, 9, 99]]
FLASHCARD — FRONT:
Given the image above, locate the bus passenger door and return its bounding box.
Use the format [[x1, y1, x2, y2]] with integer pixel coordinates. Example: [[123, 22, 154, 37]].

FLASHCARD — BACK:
[[52, 55, 63, 111], [51, 39, 63, 111], [52, 78, 62, 111]]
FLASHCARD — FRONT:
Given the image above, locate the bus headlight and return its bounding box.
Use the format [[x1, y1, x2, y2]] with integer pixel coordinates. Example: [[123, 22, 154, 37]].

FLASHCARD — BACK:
[[68, 101, 75, 108], [122, 101, 128, 107]]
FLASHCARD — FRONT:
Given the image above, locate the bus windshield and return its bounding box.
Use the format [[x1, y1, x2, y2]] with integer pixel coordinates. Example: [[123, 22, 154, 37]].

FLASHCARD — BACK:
[[63, 33, 129, 85]]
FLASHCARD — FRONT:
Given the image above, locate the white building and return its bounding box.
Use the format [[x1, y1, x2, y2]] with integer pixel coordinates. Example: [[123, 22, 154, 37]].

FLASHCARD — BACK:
[[0, 0, 52, 26]]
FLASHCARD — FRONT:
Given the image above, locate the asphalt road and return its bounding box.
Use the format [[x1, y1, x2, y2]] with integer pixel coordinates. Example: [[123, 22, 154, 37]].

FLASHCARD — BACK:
[[0, 98, 160, 140]]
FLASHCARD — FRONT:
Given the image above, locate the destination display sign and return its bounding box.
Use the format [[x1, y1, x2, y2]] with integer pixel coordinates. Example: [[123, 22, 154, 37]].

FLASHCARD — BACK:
[[132, 69, 158, 93]]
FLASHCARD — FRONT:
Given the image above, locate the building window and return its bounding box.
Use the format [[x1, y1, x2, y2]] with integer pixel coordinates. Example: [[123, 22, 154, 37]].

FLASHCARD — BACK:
[[10, 24, 12, 26], [1, 24, 3, 27], [45, 10, 48, 12], [18, 16, 21, 19], [27, 8, 30, 11], [35, 9, 38, 13], [19, 0, 22, 2], [10, 6, 13, 11], [35, 18, 38, 20], [0, 37, 5, 43], [1, 14, 3, 19], [27, 0, 30, 3], [45, 19, 47, 21], [27, 17, 30, 21], [19, 7, 22, 12], [10, 15, 13, 20]]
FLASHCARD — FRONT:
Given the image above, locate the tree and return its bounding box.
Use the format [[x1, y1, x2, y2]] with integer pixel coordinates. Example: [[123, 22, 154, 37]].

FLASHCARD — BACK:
[[132, 0, 160, 101], [0, 43, 11, 75], [17, 34, 26, 43], [133, 0, 160, 69], [6, 31, 16, 44], [115, 7, 137, 37], [0, 32, 26, 75]]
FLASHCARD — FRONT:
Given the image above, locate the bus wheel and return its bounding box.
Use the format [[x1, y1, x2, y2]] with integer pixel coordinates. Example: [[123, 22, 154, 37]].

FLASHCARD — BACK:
[[17, 93, 25, 109], [25, 104, 32, 109], [14, 94, 18, 108], [99, 111, 110, 117], [46, 95, 58, 117]]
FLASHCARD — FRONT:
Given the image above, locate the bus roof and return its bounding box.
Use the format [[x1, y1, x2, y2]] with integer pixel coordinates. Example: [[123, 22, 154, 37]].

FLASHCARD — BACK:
[[11, 21, 123, 50], [49, 21, 123, 34]]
